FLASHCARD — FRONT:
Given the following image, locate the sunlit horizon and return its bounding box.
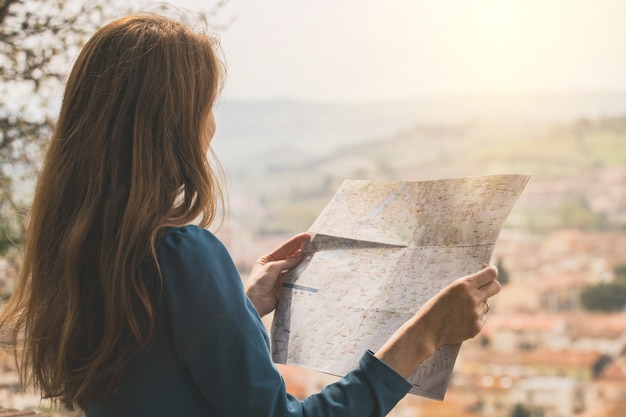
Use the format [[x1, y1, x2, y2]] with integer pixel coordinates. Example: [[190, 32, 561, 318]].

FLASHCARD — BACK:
[[164, 0, 626, 102]]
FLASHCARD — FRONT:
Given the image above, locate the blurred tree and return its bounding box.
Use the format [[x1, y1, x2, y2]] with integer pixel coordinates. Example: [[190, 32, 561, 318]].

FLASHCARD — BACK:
[[0, 0, 115, 256], [496, 258, 509, 286], [509, 404, 531, 417], [592, 354, 612, 378], [580, 281, 626, 312], [0, 0, 231, 259], [614, 263, 626, 281]]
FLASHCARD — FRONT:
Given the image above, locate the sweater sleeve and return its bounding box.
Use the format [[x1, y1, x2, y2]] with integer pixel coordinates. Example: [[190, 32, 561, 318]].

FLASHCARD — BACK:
[[158, 225, 411, 417]]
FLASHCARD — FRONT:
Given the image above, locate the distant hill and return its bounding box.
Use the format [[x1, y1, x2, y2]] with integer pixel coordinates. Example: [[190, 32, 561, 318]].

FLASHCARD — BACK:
[[216, 94, 626, 236], [213, 92, 626, 175]]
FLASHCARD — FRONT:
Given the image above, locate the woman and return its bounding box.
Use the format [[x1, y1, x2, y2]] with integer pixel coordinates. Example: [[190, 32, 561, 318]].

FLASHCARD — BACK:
[[0, 12, 500, 417]]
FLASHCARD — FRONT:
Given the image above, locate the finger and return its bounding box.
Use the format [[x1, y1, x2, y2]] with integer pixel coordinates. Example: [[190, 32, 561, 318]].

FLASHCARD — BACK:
[[264, 233, 311, 262], [466, 264, 498, 288], [477, 279, 501, 300]]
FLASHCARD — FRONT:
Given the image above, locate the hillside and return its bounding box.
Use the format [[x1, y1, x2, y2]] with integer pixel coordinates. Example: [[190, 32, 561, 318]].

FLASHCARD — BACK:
[[225, 115, 626, 235]]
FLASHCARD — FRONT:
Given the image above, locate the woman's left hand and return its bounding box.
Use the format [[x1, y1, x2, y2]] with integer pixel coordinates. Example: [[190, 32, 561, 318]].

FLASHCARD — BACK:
[[245, 232, 311, 317]]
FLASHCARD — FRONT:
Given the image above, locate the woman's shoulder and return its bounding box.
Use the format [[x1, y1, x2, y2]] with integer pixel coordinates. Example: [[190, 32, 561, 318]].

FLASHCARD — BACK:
[[158, 225, 226, 255], [156, 225, 234, 274], [155, 225, 243, 304]]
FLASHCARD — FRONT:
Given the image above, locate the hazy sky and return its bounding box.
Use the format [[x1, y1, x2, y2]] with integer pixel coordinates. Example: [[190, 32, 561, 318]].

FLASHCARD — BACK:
[[169, 0, 626, 101]]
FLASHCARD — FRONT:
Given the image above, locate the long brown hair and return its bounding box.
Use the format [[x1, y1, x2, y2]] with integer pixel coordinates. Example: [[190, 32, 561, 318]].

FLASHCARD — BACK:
[[0, 12, 224, 409]]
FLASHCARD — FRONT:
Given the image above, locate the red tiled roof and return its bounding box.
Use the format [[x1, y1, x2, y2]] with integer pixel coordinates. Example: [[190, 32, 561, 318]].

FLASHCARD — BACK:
[[568, 313, 626, 339], [576, 400, 626, 417], [276, 364, 308, 400], [597, 361, 626, 382], [462, 348, 604, 367], [534, 271, 593, 291], [482, 313, 565, 334], [481, 312, 626, 340]]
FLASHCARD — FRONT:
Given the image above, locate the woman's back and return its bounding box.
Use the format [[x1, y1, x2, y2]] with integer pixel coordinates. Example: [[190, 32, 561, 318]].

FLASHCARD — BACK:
[[87, 225, 410, 417]]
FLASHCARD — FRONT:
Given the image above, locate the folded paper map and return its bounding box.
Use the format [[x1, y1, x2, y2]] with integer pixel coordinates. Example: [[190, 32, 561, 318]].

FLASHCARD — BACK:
[[271, 174, 530, 400]]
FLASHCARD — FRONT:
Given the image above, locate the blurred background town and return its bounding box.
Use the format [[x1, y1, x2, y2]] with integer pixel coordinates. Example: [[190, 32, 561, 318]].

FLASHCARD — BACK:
[[1, 1, 625, 417]]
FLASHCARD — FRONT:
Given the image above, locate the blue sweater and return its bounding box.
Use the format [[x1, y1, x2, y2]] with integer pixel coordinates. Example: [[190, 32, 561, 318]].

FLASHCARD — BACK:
[[87, 225, 411, 417]]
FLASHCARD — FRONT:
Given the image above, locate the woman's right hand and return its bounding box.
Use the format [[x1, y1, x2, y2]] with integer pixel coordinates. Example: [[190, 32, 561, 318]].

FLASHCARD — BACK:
[[375, 264, 500, 379]]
